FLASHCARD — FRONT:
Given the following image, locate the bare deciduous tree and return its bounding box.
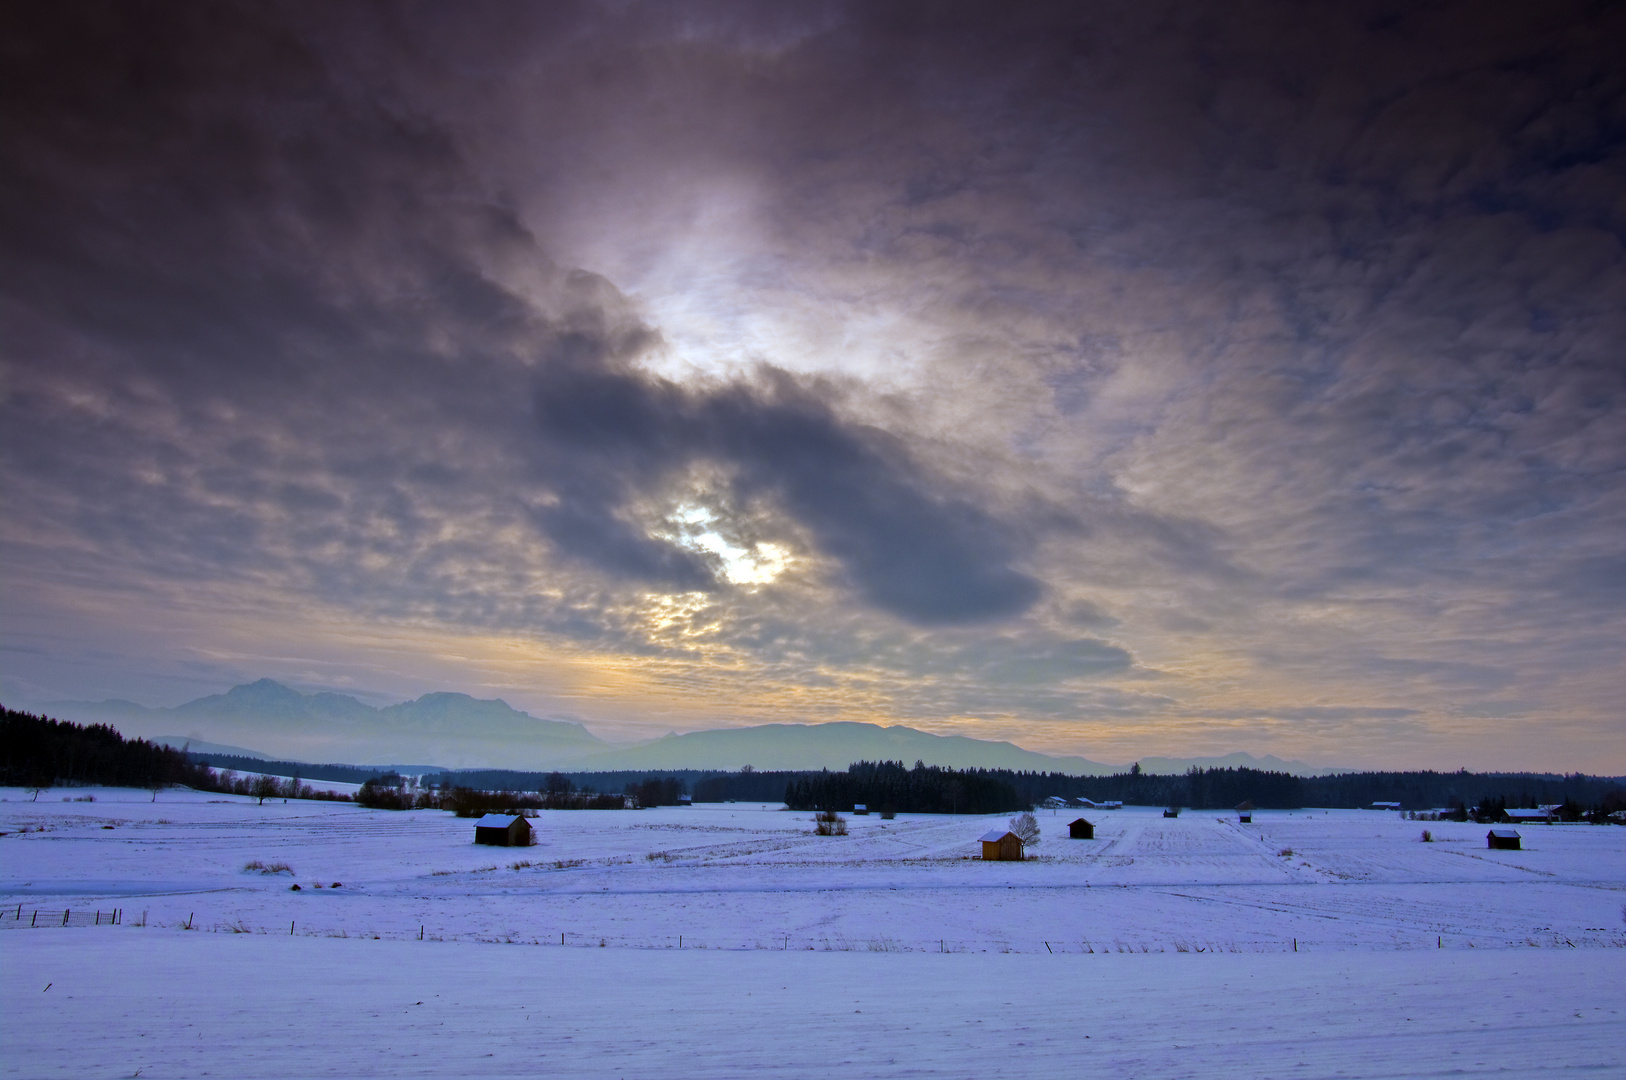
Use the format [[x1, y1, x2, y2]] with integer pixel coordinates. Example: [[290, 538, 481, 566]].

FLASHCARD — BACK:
[[1009, 811, 1041, 846]]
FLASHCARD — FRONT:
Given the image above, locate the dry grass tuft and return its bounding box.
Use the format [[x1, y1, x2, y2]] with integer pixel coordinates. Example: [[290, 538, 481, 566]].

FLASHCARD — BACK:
[[243, 859, 293, 875]]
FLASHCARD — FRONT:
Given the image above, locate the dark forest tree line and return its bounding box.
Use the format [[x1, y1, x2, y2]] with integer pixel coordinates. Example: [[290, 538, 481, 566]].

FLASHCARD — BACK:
[[783, 761, 1029, 814], [187, 753, 392, 787], [993, 765, 1626, 813], [0, 707, 348, 802], [2, 707, 214, 793]]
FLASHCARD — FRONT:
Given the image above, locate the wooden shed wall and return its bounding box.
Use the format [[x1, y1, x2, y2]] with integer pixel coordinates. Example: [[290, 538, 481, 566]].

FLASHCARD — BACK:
[[982, 836, 1024, 861], [474, 819, 531, 846]]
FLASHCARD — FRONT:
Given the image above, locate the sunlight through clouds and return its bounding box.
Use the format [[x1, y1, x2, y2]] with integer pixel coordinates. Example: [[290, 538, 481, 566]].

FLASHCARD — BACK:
[[1, 1, 1620, 771]]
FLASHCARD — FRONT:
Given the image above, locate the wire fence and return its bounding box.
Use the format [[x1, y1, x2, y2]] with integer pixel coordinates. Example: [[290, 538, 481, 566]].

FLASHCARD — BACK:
[[0, 904, 125, 928], [3, 901, 1622, 952], [12, 911, 1616, 953]]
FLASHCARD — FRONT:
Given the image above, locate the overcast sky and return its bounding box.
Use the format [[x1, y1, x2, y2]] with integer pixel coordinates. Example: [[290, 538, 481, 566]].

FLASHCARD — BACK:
[[2, 1, 1621, 771]]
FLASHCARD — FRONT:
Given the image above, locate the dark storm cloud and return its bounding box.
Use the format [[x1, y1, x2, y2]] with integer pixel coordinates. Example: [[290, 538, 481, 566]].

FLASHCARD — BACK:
[[1, 2, 561, 617], [0, 0, 1044, 633], [529, 354, 1042, 622]]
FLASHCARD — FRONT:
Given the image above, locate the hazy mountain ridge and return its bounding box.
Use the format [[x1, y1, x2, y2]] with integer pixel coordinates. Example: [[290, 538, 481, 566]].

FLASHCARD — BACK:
[[567, 722, 1346, 777], [23, 681, 1347, 776], [33, 679, 602, 770]]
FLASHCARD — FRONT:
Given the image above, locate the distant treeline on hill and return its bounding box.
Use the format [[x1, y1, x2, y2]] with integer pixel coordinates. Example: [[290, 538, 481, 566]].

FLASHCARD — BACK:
[[0, 707, 211, 791], [183, 753, 390, 787], [993, 765, 1626, 812], [0, 708, 356, 802], [423, 769, 722, 798], [7, 707, 1623, 815], [784, 761, 1028, 814], [253, 760, 1626, 813]]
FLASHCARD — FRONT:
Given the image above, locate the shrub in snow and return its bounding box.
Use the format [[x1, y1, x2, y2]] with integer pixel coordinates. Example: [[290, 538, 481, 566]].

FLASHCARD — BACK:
[[814, 809, 848, 836]]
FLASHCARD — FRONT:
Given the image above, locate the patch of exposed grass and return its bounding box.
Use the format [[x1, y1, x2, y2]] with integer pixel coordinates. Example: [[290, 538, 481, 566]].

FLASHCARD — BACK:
[[243, 859, 294, 875]]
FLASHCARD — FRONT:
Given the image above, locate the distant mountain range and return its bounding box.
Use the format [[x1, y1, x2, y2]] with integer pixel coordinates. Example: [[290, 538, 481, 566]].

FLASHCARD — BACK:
[[24, 679, 1348, 776], [35, 678, 602, 770], [563, 724, 1345, 776]]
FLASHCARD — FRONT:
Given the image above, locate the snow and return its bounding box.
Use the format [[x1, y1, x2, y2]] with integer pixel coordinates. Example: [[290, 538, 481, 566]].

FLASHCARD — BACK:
[[2, 789, 1622, 1078]]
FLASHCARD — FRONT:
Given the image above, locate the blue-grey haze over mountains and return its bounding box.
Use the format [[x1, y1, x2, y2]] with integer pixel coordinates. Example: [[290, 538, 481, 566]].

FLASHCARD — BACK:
[[2, 1, 1621, 772], [40, 678, 1342, 776]]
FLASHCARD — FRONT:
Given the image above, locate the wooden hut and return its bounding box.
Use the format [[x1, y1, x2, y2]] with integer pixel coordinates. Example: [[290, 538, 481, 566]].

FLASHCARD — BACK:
[[1235, 800, 1255, 823], [1068, 818, 1095, 839], [473, 813, 532, 847], [1486, 828, 1521, 850], [852, 803, 870, 815], [1163, 807, 1180, 818], [979, 829, 1024, 861]]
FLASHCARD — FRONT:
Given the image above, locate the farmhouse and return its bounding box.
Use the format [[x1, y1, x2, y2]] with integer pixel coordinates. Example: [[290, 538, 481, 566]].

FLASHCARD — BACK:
[[1068, 818, 1095, 839], [1503, 809, 1550, 823], [1486, 828, 1521, 850], [473, 814, 532, 847], [979, 829, 1024, 861]]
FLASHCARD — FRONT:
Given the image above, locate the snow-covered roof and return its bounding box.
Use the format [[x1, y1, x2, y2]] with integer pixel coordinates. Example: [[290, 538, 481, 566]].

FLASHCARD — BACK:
[[475, 814, 523, 828], [980, 829, 1018, 843], [1487, 828, 1520, 838]]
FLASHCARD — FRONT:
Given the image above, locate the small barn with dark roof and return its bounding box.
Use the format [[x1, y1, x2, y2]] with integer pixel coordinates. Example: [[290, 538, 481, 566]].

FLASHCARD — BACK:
[[979, 829, 1024, 861], [1486, 828, 1521, 850], [473, 814, 532, 847], [1068, 818, 1095, 839], [1236, 800, 1255, 823]]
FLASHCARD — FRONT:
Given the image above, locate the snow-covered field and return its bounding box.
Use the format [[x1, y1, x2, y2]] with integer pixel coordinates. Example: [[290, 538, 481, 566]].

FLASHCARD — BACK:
[[2, 788, 1621, 1078]]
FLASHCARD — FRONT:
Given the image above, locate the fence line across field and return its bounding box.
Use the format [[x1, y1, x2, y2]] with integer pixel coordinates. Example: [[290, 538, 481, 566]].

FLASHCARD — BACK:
[[0, 905, 123, 928], [6, 906, 1616, 952]]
